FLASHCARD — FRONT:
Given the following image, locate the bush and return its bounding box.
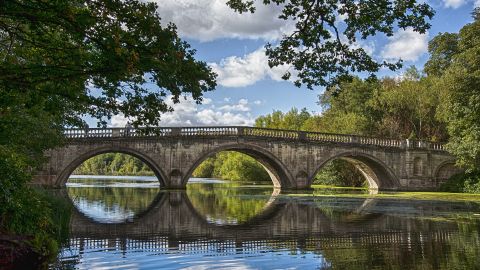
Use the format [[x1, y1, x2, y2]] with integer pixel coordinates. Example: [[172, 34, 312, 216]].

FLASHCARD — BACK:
[[0, 186, 72, 259], [440, 169, 480, 193]]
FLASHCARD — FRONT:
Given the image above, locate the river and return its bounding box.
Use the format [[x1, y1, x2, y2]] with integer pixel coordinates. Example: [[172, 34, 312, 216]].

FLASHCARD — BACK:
[[48, 175, 480, 269]]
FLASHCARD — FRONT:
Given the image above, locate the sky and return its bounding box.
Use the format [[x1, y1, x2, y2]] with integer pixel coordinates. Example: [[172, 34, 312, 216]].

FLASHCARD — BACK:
[[107, 0, 478, 127]]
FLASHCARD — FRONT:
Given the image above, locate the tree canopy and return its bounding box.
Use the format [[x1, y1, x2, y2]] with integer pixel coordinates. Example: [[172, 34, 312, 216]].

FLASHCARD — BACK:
[[1, 0, 216, 128], [227, 0, 434, 89], [0, 0, 215, 245], [434, 9, 480, 169]]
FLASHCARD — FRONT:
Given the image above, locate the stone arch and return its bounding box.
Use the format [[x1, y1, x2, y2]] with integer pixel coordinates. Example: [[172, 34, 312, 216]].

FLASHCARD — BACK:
[[182, 143, 296, 189], [310, 152, 400, 190], [55, 146, 168, 187], [434, 161, 462, 183]]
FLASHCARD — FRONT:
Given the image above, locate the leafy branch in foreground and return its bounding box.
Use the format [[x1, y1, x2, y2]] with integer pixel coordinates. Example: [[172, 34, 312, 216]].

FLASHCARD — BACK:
[[0, 0, 216, 128], [0, 0, 215, 257], [227, 0, 434, 89]]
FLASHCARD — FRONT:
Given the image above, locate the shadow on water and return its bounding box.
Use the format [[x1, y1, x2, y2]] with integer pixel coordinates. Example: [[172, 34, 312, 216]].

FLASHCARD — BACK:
[[49, 176, 480, 269]]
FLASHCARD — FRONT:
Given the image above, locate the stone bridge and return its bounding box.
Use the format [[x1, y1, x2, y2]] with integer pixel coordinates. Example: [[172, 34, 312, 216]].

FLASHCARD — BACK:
[[33, 126, 459, 190]]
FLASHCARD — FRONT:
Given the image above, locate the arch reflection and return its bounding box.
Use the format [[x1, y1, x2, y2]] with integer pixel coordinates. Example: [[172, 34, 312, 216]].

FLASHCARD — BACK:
[[66, 176, 161, 223], [68, 190, 386, 240], [186, 181, 279, 225]]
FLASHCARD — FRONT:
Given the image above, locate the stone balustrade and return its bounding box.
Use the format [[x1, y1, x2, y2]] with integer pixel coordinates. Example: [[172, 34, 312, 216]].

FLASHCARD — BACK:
[[63, 126, 446, 151]]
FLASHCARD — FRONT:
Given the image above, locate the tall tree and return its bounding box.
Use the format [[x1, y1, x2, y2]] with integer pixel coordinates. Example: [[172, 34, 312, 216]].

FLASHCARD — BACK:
[[1, 0, 216, 128], [255, 107, 311, 130], [0, 0, 215, 240], [436, 8, 480, 169], [228, 0, 434, 89], [0, 0, 216, 181]]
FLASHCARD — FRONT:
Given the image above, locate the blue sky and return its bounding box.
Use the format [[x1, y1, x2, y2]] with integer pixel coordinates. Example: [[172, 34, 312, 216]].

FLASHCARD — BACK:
[[107, 0, 478, 127]]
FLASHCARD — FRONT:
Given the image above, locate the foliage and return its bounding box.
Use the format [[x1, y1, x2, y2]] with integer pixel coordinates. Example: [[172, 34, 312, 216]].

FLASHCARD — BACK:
[[255, 108, 311, 130], [0, 0, 216, 128], [371, 73, 446, 140], [227, 0, 434, 89], [0, 187, 72, 258], [424, 32, 459, 77], [211, 152, 271, 182], [314, 160, 366, 187], [434, 9, 480, 169], [0, 0, 213, 258], [316, 71, 447, 141], [192, 157, 216, 178], [440, 169, 480, 194], [73, 153, 154, 176]]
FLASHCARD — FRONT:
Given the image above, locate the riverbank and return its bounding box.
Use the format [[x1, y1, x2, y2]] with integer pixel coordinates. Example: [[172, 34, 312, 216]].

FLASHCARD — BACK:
[[0, 235, 47, 269], [0, 188, 72, 269]]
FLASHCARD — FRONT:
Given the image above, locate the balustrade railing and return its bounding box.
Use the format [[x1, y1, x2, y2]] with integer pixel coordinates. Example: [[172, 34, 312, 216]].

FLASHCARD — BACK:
[[64, 126, 446, 151]]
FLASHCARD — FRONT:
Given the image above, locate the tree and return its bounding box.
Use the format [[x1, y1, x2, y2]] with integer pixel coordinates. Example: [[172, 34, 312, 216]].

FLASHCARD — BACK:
[[227, 0, 434, 89], [436, 9, 480, 169], [424, 33, 459, 77], [212, 152, 271, 182], [0, 0, 214, 245], [317, 77, 380, 135], [255, 107, 311, 130], [1, 0, 216, 128], [371, 71, 446, 141], [192, 157, 216, 178]]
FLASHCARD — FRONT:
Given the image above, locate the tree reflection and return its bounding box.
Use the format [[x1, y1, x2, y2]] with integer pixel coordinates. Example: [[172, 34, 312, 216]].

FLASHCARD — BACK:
[[186, 182, 273, 225], [67, 179, 160, 223]]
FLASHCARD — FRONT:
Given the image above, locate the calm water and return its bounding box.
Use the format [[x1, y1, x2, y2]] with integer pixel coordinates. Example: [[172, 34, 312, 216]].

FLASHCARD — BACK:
[[49, 176, 480, 269]]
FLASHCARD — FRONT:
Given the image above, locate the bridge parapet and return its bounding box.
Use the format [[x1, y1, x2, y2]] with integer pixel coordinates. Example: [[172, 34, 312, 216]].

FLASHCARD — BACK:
[[64, 126, 446, 151]]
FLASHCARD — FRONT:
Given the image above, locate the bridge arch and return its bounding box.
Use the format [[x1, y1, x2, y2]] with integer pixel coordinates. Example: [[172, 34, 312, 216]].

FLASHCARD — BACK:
[[55, 146, 168, 187], [182, 143, 296, 188], [310, 152, 400, 190], [433, 160, 462, 184]]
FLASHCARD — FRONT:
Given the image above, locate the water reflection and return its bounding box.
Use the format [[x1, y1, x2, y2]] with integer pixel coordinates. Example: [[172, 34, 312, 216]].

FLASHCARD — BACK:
[[186, 182, 275, 225], [53, 177, 480, 269], [67, 176, 160, 223]]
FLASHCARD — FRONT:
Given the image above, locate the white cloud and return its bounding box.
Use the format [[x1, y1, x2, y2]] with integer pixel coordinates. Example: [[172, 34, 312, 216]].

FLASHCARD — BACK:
[[218, 98, 250, 112], [443, 0, 466, 8], [253, 100, 262, 105], [196, 109, 254, 126], [210, 47, 293, 87], [153, 0, 294, 42], [202, 98, 212, 105], [109, 95, 255, 127], [110, 114, 131, 127], [443, 0, 480, 8], [381, 28, 428, 62]]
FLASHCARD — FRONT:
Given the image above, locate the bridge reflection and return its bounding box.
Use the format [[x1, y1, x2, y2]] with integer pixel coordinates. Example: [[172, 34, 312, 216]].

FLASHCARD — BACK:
[[54, 185, 480, 269], [68, 190, 460, 244]]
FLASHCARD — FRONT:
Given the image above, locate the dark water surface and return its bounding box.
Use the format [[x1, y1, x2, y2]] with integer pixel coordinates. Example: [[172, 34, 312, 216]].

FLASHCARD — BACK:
[[50, 176, 480, 269]]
